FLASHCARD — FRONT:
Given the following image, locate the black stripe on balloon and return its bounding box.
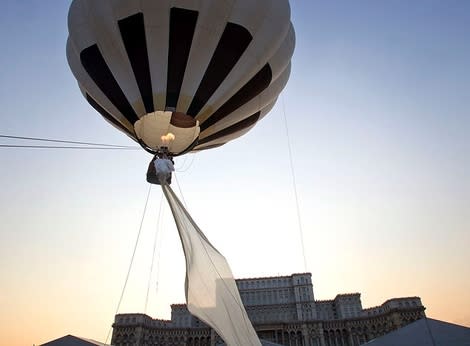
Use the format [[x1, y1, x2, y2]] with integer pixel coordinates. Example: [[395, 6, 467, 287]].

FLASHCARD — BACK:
[[186, 23, 253, 117], [80, 45, 139, 124], [200, 64, 272, 131], [86, 94, 136, 138], [193, 143, 225, 151], [197, 111, 261, 145], [118, 13, 154, 114], [166, 7, 199, 109]]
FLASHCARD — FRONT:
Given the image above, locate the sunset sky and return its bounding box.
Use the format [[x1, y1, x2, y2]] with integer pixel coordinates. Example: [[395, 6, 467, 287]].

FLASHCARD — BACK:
[[1, 1, 469, 345]]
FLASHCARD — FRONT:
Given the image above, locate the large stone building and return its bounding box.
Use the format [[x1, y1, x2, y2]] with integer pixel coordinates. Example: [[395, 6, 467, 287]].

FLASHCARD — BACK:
[[111, 273, 425, 346]]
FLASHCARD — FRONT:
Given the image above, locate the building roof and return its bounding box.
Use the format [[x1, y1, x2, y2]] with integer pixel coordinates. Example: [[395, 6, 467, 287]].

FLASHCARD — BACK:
[[40, 334, 109, 346], [364, 318, 470, 346], [235, 273, 311, 281]]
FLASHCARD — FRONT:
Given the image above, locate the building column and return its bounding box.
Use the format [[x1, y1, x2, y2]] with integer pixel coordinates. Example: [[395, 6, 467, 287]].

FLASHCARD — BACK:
[[135, 326, 144, 346], [318, 324, 326, 346], [302, 323, 309, 346], [346, 325, 354, 346]]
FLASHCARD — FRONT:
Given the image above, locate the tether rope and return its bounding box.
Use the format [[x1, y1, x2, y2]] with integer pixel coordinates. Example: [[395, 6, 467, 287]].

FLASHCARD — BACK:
[[174, 173, 188, 208], [281, 95, 308, 272], [144, 192, 165, 314], [105, 185, 152, 344], [175, 153, 197, 173]]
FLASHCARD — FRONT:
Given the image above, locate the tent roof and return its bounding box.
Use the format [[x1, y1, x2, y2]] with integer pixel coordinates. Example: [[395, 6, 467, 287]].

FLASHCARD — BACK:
[[364, 318, 470, 346], [40, 334, 109, 346]]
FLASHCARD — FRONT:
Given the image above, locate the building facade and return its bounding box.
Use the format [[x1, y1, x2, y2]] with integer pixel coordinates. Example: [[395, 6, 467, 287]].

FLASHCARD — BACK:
[[111, 273, 425, 346]]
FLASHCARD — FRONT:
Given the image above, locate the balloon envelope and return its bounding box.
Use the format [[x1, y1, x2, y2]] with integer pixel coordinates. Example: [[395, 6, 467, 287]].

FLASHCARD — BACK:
[[67, 0, 295, 155]]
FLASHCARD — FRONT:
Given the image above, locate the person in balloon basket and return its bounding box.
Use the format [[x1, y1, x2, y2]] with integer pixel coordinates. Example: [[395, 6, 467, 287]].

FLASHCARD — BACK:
[[147, 153, 174, 185]]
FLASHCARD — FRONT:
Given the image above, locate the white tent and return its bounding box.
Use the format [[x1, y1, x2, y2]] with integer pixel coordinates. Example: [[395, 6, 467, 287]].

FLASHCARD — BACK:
[[40, 334, 109, 346], [364, 318, 470, 346]]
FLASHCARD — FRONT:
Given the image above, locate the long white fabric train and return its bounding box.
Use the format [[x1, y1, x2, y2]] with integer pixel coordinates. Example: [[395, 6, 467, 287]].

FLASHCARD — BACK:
[[161, 184, 261, 346]]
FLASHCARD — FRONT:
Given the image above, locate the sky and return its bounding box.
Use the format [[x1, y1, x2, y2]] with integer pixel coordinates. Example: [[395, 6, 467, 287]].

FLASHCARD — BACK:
[[0, 1, 469, 345]]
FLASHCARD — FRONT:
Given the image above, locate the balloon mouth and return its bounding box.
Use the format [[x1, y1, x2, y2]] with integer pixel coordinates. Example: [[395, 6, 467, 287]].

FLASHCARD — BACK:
[[134, 111, 200, 156]]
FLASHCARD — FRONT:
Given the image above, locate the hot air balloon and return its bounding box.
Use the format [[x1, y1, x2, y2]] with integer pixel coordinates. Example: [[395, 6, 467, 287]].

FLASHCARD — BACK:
[[67, 2, 295, 345], [67, 0, 295, 168]]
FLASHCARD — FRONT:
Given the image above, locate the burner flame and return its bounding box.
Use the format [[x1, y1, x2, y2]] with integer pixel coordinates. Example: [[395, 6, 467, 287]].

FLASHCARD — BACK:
[[161, 133, 175, 145]]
